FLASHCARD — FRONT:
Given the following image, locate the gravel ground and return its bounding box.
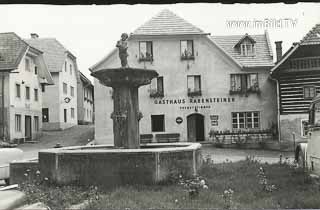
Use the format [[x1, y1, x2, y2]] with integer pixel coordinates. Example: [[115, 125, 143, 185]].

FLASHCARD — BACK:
[[17, 125, 94, 160], [201, 144, 295, 164]]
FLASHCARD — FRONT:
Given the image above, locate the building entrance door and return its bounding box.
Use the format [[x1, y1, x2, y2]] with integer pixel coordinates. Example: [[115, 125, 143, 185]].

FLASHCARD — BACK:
[[187, 113, 205, 142], [25, 115, 32, 141]]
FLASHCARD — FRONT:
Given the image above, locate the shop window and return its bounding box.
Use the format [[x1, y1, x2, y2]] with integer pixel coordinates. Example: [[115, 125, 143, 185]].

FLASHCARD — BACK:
[[232, 111, 260, 129], [16, 84, 21, 98], [34, 89, 38, 101], [25, 86, 30, 100], [150, 76, 164, 97], [180, 40, 194, 60], [15, 114, 21, 132], [34, 116, 39, 131], [63, 83, 68, 94], [304, 86, 316, 99], [139, 41, 153, 62], [230, 73, 259, 94], [301, 120, 309, 137], [187, 75, 201, 96], [151, 115, 165, 132]]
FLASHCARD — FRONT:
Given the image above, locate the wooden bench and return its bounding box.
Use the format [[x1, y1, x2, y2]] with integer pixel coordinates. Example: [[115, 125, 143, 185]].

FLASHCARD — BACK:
[[155, 133, 180, 143], [140, 134, 153, 144]]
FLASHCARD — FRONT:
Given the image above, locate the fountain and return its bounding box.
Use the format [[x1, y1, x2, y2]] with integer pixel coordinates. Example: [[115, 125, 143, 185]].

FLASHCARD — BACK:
[[38, 33, 202, 188]]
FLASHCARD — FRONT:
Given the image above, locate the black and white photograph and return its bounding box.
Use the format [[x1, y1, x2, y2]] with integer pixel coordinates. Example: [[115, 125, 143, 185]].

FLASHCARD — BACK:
[[0, 2, 320, 209]]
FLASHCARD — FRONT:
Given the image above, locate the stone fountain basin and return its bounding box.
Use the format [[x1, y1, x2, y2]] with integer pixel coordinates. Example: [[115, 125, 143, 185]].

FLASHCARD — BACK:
[[39, 143, 202, 188]]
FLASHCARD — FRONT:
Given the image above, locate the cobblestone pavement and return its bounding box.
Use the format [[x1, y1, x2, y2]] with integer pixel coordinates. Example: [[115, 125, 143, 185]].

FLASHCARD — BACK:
[[201, 144, 295, 164]]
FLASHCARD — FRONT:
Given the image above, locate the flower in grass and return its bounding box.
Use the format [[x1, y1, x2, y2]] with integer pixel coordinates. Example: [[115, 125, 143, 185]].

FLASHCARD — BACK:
[[44, 177, 49, 181], [200, 179, 206, 186], [26, 169, 31, 172], [24, 173, 28, 177], [203, 185, 208, 189], [175, 199, 178, 203], [36, 170, 41, 176]]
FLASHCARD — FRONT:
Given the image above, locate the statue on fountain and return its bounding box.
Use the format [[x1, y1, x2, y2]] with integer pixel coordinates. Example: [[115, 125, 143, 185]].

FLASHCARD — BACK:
[[116, 33, 129, 68]]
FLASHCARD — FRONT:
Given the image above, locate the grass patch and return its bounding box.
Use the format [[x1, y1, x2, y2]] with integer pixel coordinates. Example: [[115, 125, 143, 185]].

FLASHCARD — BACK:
[[20, 157, 320, 209]]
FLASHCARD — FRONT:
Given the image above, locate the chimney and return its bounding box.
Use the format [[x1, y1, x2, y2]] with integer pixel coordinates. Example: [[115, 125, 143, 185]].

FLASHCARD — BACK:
[[30, 33, 39, 39], [275, 41, 282, 63]]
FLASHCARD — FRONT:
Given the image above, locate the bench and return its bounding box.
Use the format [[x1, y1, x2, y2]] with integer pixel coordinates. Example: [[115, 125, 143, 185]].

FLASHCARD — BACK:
[[140, 134, 153, 144], [155, 133, 180, 143]]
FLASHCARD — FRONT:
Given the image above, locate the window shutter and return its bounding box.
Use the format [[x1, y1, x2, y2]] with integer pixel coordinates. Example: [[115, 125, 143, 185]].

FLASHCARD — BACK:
[[194, 76, 200, 91], [157, 77, 163, 93], [140, 42, 147, 57]]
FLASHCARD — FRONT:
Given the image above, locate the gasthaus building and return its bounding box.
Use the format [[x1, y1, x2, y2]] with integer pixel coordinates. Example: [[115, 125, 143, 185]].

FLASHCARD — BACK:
[[90, 9, 277, 145]]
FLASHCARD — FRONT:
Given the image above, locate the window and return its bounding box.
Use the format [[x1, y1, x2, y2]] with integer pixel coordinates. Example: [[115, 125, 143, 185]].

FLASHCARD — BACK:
[[34, 89, 38, 101], [139, 41, 153, 61], [71, 108, 75, 119], [150, 76, 164, 97], [232, 112, 260, 129], [70, 64, 72, 75], [304, 86, 316, 99], [63, 83, 67, 94], [25, 86, 30, 100], [34, 66, 38, 75], [230, 74, 259, 93], [64, 61, 67, 72], [240, 44, 254, 56], [180, 40, 194, 60], [16, 84, 21, 98], [41, 84, 45, 92], [64, 109, 67, 123], [42, 108, 49, 122], [151, 115, 165, 132], [15, 114, 21, 132], [70, 86, 74, 97], [187, 75, 201, 96], [25, 58, 30, 71], [301, 120, 309, 137], [34, 116, 39, 131]]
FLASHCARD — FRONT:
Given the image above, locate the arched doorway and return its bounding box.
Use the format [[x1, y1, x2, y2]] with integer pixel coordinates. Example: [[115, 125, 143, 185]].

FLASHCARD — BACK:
[[187, 113, 205, 142]]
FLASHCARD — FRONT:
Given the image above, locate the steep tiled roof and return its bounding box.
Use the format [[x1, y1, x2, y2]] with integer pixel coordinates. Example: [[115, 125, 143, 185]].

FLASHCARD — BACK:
[[301, 23, 320, 45], [132, 9, 207, 36], [0, 32, 29, 71], [211, 32, 274, 68], [25, 38, 67, 73]]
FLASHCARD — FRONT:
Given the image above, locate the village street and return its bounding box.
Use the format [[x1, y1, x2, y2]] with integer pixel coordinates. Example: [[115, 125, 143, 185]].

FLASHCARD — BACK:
[[15, 124, 294, 163], [17, 125, 94, 160]]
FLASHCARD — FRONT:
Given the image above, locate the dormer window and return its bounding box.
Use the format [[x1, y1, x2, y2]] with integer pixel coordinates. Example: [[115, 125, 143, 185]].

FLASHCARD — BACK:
[[139, 41, 153, 62], [234, 34, 256, 57], [241, 43, 254, 56], [180, 40, 194, 60]]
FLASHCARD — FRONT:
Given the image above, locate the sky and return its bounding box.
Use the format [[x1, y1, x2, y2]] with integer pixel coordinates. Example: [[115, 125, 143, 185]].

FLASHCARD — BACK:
[[0, 3, 320, 82]]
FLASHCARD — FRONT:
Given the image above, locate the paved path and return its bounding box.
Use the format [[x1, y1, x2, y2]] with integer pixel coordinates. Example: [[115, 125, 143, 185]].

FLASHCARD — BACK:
[[17, 125, 94, 160], [201, 145, 294, 164]]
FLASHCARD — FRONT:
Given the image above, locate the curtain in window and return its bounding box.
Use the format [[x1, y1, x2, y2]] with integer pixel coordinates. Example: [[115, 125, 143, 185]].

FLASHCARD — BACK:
[[187, 76, 194, 92], [187, 41, 193, 56], [140, 42, 147, 58], [247, 74, 258, 89], [181, 41, 187, 56], [150, 78, 157, 93], [194, 76, 201, 91]]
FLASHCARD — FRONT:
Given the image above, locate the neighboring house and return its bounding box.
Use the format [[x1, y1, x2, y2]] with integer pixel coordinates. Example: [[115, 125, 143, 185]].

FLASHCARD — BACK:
[[25, 34, 79, 131], [270, 23, 320, 142], [77, 71, 94, 124], [0, 32, 53, 142], [90, 9, 277, 145]]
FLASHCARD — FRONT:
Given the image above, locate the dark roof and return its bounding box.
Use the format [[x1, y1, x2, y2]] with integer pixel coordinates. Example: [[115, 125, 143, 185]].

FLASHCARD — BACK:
[[211, 32, 274, 68], [0, 32, 29, 71], [80, 71, 92, 86], [271, 23, 320, 74], [25, 38, 68, 73], [301, 23, 320, 45], [132, 9, 207, 36]]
